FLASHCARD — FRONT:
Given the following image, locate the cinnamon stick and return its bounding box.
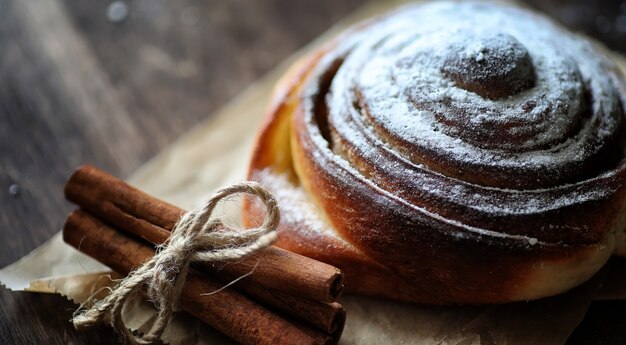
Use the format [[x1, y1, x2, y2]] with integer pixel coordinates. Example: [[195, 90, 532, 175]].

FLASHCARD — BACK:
[[221, 273, 345, 335], [63, 210, 335, 345], [64, 165, 344, 303]]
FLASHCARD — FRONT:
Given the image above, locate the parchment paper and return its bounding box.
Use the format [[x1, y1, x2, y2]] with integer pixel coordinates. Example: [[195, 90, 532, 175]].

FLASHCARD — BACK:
[[2, 1, 626, 344]]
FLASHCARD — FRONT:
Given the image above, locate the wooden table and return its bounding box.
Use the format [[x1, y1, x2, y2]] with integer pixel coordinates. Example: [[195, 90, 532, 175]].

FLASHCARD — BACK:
[[0, 0, 625, 344]]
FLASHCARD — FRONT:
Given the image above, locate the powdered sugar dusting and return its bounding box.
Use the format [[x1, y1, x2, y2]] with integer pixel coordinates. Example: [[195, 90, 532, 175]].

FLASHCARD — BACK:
[[290, 1, 626, 240], [324, 1, 623, 189], [252, 169, 348, 243]]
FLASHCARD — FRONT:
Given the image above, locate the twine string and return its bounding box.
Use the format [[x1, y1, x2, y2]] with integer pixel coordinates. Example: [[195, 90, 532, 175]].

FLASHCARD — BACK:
[[72, 182, 280, 345]]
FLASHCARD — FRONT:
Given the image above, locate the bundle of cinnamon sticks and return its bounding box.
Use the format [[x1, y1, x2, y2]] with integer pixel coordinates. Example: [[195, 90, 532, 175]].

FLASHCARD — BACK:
[[62, 165, 346, 345]]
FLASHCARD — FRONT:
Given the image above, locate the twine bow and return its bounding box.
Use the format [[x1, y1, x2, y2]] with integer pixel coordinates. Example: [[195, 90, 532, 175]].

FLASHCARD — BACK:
[[72, 182, 280, 344]]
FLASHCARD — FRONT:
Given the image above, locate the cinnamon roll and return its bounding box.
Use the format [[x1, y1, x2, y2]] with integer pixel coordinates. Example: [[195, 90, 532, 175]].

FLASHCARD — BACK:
[[244, 1, 626, 304]]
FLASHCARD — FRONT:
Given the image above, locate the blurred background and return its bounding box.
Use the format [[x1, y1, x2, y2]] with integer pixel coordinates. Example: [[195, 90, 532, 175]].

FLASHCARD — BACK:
[[1, 0, 625, 344], [527, 0, 626, 53]]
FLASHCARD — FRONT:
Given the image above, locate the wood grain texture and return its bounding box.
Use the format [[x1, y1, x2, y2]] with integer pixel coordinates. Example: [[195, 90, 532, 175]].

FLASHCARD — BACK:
[[0, 0, 362, 343], [0, 0, 625, 344]]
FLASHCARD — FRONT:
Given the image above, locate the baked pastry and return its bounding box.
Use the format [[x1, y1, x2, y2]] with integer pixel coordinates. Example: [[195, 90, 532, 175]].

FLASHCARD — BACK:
[[244, 1, 626, 304]]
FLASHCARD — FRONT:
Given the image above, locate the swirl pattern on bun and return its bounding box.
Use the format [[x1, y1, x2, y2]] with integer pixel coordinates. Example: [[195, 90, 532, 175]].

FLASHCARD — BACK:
[[245, 1, 626, 304]]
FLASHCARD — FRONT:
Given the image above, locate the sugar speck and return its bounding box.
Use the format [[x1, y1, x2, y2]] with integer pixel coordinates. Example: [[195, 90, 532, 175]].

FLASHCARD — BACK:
[[8, 184, 19, 196], [106, 1, 129, 23]]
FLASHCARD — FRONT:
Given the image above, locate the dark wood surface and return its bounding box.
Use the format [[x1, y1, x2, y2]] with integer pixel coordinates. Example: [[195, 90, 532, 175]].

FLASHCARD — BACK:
[[0, 0, 625, 344]]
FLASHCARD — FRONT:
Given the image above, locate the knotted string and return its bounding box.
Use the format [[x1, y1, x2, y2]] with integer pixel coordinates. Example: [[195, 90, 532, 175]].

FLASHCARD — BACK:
[[72, 182, 280, 345]]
